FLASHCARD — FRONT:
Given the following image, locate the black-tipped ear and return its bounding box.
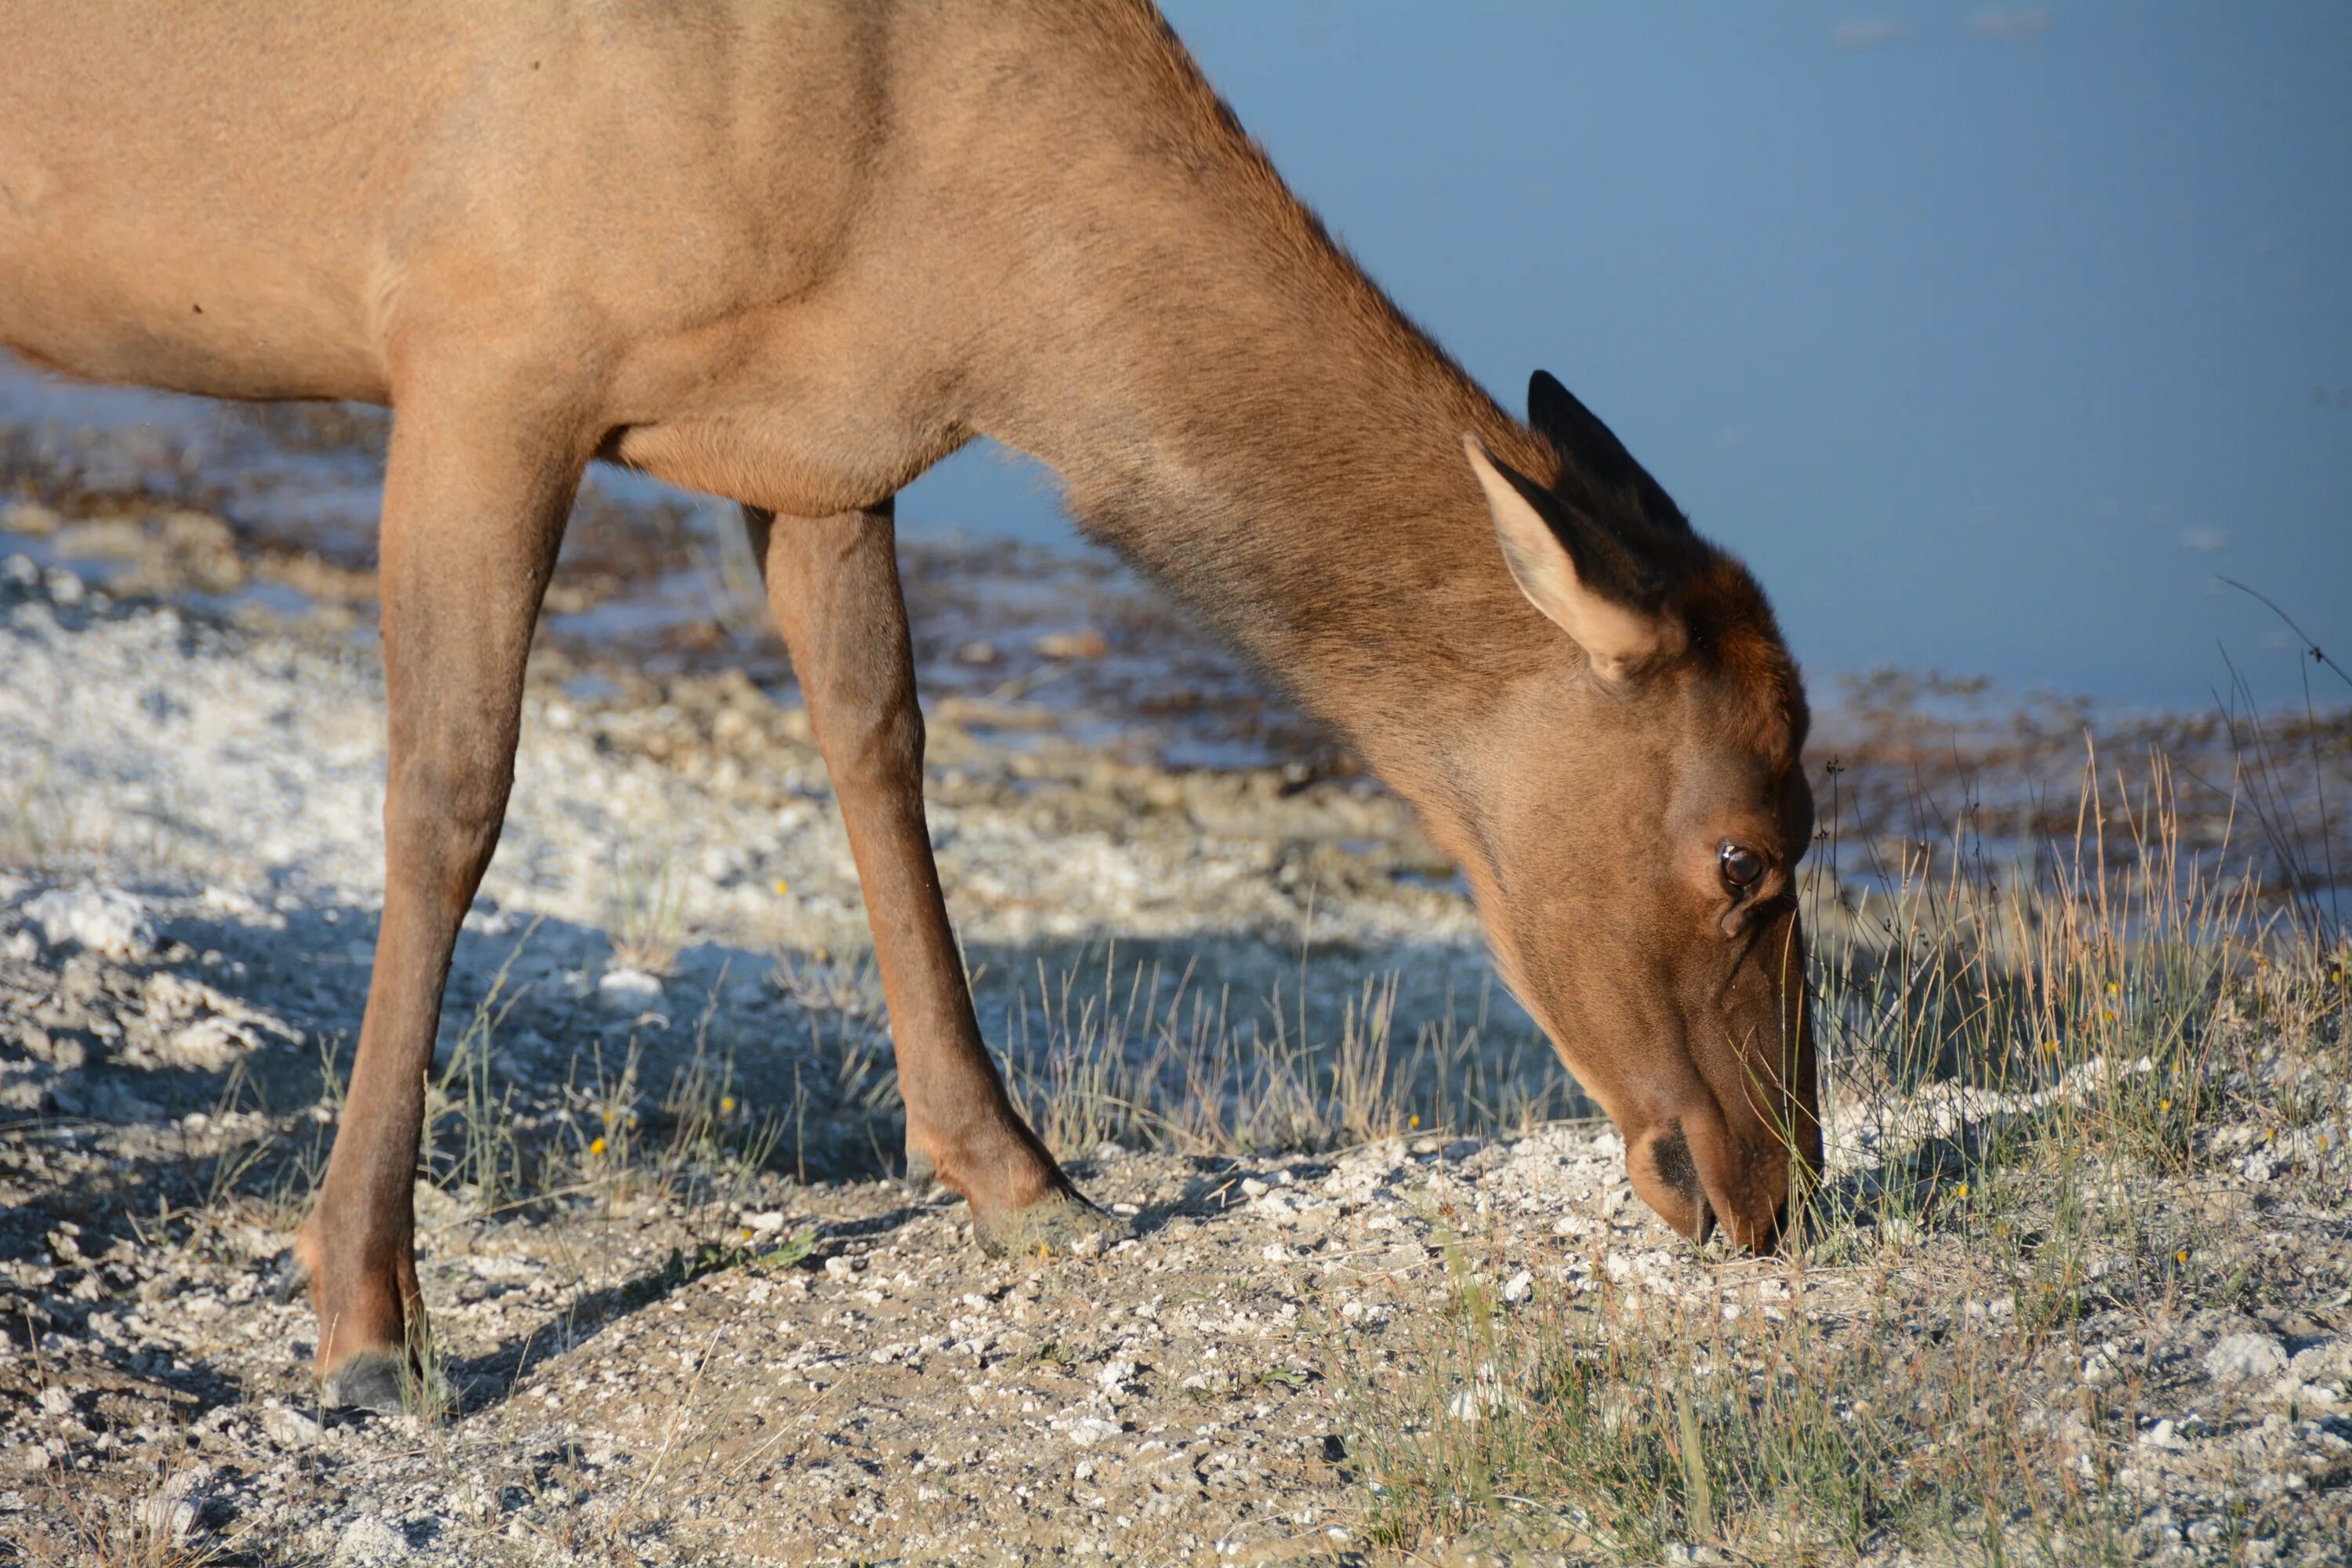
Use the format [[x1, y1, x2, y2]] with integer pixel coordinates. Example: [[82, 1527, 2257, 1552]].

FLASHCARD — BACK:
[[1475, 437, 1659, 611], [1527, 370, 1690, 534], [1464, 434, 1679, 679]]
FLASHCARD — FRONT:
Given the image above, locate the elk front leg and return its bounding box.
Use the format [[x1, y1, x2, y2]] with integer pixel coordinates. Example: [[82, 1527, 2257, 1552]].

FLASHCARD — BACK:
[[746, 501, 1114, 1255], [293, 379, 583, 1410]]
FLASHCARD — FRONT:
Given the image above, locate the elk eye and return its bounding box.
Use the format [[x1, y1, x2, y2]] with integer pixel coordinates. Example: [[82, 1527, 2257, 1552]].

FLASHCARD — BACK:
[[1719, 842, 1766, 893]]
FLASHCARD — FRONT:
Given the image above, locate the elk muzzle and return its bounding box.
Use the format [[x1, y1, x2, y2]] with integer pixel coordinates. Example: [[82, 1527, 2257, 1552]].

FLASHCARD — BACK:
[[1624, 926, 1822, 1253]]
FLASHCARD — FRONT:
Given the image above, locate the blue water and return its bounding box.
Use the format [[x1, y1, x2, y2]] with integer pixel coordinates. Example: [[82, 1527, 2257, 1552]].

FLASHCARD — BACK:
[[897, 2, 2352, 711], [7, 3, 2347, 712]]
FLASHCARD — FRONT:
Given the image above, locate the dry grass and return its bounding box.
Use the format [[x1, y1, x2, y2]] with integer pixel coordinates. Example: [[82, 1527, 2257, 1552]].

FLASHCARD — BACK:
[[21, 1443, 238, 1567], [602, 835, 688, 978], [1331, 747, 2350, 1564], [993, 953, 1577, 1160]]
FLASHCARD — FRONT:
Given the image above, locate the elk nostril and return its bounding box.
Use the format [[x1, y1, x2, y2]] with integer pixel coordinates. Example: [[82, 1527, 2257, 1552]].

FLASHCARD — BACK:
[[1650, 1120, 1698, 1204]]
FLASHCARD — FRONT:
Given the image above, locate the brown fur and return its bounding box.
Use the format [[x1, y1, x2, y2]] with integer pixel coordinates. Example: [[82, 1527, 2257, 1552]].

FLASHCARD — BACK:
[[2, 0, 1818, 1403]]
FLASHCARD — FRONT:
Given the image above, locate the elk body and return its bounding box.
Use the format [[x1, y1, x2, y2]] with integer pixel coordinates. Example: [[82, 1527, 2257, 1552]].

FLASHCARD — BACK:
[[1, 0, 1820, 1408]]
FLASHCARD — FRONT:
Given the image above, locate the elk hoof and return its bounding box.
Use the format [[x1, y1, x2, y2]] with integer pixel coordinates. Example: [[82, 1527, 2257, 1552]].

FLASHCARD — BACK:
[[270, 1253, 310, 1305], [321, 1350, 408, 1414], [902, 1147, 942, 1201], [973, 1190, 1130, 1260]]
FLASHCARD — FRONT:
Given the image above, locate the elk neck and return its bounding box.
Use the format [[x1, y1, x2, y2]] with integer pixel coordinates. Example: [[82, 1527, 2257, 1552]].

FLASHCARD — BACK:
[[938, 5, 1570, 801]]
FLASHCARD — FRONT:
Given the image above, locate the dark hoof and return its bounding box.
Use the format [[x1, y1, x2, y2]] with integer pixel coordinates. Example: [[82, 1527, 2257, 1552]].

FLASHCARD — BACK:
[[902, 1147, 941, 1202], [270, 1253, 310, 1306], [973, 1191, 1131, 1260], [321, 1350, 408, 1414]]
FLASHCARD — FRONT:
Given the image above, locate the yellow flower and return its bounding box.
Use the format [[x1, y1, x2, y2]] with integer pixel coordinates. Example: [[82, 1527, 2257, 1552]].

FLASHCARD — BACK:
[[2104, 982, 2119, 996], [741, 1228, 753, 1241], [721, 1096, 737, 1114], [773, 879, 791, 897], [1409, 1114, 1421, 1130], [1955, 1181, 1969, 1199], [2175, 1248, 2189, 1265], [2160, 1099, 2172, 1112], [2040, 1039, 2059, 1055], [589, 1136, 607, 1157]]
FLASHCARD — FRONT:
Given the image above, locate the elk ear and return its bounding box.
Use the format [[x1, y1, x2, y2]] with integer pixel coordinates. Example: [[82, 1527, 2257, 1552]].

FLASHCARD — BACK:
[[1463, 434, 1675, 681], [1526, 369, 1690, 534]]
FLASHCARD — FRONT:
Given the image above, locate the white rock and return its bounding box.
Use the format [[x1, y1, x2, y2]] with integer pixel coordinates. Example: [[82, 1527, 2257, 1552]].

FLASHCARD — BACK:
[[164, 1017, 260, 1072], [24, 886, 155, 960], [597, 967, 665, 1005], [461, 903, 517, 936], [199, 884, 270, 919], [2204, 1334, 2288, 1382], [2289, 1340, 2344, 1381], [1097, 1359, 1137, 1395], [263, 1405, 321, 1449], [1501, 1269, 1534, 1304], [1444, 1385, 1523, 1423], [1, 928, 35, 963], [132, 1494, 199, 1545], [332, 1515, 412, 1566], [1664, 1544, 1732, 1566], [1067, 1416, 1122, 1447], [39, 1385, 71, 1417], [743, 1210, 786, 1234]]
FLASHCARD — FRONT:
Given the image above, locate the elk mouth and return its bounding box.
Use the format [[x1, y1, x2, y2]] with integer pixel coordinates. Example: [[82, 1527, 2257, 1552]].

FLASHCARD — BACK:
[[1632, 1108, 1795, 1253]]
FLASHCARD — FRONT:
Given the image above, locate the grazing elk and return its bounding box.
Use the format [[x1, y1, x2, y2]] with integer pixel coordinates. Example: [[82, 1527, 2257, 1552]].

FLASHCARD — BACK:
[[1, 0, 1820, 1408]]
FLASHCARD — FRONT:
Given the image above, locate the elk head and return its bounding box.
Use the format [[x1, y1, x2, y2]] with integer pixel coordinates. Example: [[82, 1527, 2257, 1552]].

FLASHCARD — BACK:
[[1450, 372, 1820, 1250]]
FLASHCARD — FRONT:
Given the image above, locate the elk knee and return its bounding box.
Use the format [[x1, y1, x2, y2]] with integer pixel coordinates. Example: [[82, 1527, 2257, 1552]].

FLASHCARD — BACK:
[[385, 754, 511, 885], [829, 702, 925, 789]]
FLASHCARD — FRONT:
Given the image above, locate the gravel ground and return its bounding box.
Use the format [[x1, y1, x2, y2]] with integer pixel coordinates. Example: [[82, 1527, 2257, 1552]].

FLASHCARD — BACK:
[[3, 542, 2350, 1563]]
